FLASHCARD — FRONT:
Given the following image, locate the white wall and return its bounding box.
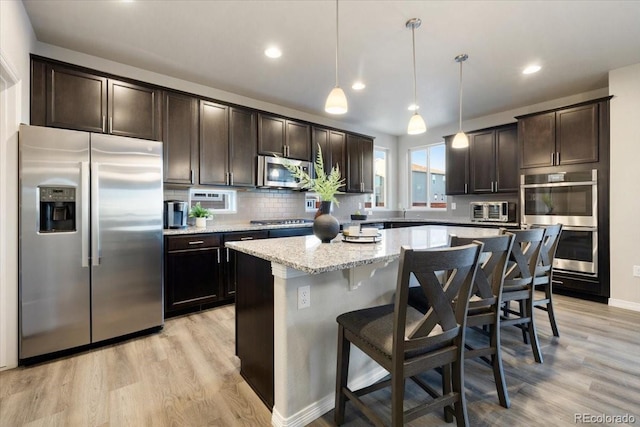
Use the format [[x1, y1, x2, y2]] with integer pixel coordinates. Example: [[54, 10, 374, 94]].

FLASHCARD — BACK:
[[0, 0, 37, 370], [608, 63, 640, 311]]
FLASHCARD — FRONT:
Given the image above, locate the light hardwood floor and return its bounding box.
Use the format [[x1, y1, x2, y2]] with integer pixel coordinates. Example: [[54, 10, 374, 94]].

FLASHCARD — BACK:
[[1, 294, 639, 427]]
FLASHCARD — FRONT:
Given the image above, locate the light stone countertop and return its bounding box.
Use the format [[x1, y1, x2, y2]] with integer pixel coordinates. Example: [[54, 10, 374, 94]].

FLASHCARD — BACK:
[[163, 222, 313, 235], [163, 218, 519, 235], [226, 225, 501, 275]]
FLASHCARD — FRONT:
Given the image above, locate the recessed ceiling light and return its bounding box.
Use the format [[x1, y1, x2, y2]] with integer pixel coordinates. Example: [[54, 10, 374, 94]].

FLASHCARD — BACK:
[[523, 64, 541, 74], [408, 104, 419, 111], [352, 81, 366, 90], [264, 47, 282, 59]]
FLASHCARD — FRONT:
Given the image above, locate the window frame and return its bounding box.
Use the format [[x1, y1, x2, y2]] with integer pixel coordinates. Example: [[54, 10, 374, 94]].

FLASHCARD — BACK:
[[367, 146, 389, 210], [408, 142, 447, 211]]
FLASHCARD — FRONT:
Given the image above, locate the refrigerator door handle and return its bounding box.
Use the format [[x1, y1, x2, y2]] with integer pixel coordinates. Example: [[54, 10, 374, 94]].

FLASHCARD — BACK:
[[91, 162, 101, 266], [81, 162, 90, 267]]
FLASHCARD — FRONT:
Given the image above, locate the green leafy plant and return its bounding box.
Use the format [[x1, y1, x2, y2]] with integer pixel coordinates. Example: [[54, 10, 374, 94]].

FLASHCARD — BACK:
[[189, 202, 212, 218], [281, 144, 345, 205]]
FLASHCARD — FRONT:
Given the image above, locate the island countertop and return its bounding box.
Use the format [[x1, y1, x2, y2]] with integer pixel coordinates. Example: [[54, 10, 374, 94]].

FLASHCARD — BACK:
[[226, 224, 500, 275]]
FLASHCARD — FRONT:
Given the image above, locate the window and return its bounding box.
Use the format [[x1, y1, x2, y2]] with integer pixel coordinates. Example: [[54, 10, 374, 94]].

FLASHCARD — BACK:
[[409, 143, 446, 209], [366, 147, 388, 209]]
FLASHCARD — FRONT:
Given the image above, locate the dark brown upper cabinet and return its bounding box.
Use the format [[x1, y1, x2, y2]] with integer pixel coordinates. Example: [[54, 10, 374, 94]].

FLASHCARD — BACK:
[[346, 134, 374, 193], [444, 135, 469, 195], [108, 80, 161, 140], [445, 124, 517, 195], [31, 59, 161, 140], [519, 103, 599, 168], [162, 91, 198, 185], [312, 127, 346, 189], [228, 107, 258, 187], [469, 124, 518, 193], [200, 101, 257, 187], [200, 100, 230, 186], [258, 113, 311, 160]]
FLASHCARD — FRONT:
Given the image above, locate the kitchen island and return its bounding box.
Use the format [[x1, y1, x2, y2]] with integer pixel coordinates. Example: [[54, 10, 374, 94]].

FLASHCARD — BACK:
[[226, 225, 501, 427]]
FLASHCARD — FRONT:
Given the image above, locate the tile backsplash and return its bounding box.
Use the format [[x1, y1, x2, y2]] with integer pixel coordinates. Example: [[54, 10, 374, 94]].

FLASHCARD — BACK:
[[164, 187, 519, 225], [164, 187, 373, 224]]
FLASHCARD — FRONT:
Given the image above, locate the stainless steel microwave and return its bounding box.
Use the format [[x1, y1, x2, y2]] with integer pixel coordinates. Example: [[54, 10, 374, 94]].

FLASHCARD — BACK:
[[470, 201, 516, 222], [257, 155, 312, 189]]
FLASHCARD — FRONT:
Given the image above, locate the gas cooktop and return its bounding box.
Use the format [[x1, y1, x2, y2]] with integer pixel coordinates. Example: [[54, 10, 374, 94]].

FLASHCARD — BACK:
[[250, 218, 313, 225]]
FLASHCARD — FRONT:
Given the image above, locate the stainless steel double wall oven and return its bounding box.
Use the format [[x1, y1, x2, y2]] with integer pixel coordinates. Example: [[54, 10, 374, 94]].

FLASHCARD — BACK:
[[521, 169, 598, 276]]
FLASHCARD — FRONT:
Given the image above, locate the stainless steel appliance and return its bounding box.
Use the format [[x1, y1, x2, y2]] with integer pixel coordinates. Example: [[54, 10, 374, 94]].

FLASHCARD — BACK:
[[470, 201, 516, 222], [249, 218, 313, 225], [164, 200, 188, 229], [19, 125, 163, 360], [257, 155, 311, 189], [520, 169, 598, 275]]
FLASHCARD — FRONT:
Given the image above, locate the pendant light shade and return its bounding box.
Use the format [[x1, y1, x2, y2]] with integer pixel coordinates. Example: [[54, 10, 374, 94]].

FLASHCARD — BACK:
[[452, 54, 469, 148], [325, 87, 348, 114], [325, 0, 347, 114], [408, 113, 427, 135], [452, 131, 469, 148], [406, 18, 426, 135]]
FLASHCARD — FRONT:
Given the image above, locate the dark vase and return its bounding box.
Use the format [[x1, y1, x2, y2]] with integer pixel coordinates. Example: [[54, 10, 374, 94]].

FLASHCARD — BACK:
[[313, 201, 340, 243]]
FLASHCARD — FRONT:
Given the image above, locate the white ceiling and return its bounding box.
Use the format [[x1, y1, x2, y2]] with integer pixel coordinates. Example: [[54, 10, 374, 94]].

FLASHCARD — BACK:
[[22, 0, 640, 136]]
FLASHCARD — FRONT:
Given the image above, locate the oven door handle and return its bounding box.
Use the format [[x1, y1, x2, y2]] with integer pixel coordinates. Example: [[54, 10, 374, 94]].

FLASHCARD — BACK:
[[560, 225, 598, 232], [521, 180, 596, 188]]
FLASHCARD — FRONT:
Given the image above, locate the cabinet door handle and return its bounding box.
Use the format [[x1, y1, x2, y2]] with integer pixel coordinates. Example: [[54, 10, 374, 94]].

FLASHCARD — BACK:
[[226, 247, 230, 262], [229, 172, 233, 186], [240, 237, 254, 240], [109, 116, 113, 134], [464, 183, 468, 194], [556, 152, 560, 164], [102, 116, 106, 133], [190, 169, 194, 184], [188, 240, 205, 245], [551, 152, 555, 165], [216, 248, 221, 263]]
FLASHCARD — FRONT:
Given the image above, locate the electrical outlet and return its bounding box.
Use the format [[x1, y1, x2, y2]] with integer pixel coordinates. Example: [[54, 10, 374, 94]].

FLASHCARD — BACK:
[[451, 202, 456, 210], [298, 285, 311, 309], [633, 265, 640, 278]]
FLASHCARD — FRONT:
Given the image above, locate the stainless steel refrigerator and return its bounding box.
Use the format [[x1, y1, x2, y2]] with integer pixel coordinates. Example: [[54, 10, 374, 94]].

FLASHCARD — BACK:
[[19, 124, 164, 360]]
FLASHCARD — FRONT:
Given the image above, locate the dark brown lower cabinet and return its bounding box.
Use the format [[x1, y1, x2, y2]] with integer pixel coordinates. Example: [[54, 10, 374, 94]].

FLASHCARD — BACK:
[[164, 234, 222, 314], [235, 252, 274, 409], [222, 231, 269, 299]]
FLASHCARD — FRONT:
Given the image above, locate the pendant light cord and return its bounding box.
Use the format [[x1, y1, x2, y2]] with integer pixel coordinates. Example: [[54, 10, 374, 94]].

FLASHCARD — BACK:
[[335, 0, 339, 87], [458, 59, 463, 131], [411, 24, 417, 111]]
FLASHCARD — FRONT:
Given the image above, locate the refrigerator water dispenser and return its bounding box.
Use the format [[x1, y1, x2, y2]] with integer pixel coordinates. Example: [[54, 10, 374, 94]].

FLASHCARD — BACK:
[[39, 186, 76, 232]]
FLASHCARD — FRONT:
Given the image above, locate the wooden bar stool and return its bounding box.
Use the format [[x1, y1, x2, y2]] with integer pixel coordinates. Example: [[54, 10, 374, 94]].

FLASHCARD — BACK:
[[530, 224, 563, 338], [499, 228, 545, 363], [408, 233, 516, 408], [334, 243, 483, 427]]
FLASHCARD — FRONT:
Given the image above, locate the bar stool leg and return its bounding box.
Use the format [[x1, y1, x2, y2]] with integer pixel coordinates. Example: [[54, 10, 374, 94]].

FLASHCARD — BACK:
[[335, 325, 350, 425], [489, 322, 510, 408]]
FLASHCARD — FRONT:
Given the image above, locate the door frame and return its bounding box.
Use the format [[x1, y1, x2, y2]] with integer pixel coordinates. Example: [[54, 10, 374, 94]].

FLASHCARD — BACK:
[[0, 51, 21, 369]]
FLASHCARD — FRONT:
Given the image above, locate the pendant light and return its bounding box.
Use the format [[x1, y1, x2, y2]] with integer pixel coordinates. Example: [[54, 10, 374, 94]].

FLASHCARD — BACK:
[[325, 0, 348, 114], [452, 54, 469, 148], [406, 18, 426, 135]]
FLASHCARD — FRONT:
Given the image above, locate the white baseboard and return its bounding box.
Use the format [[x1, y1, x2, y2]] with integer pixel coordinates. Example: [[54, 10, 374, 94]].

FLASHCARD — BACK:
[[271, 366, 388, 427], [608, 298, 640, 312]]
